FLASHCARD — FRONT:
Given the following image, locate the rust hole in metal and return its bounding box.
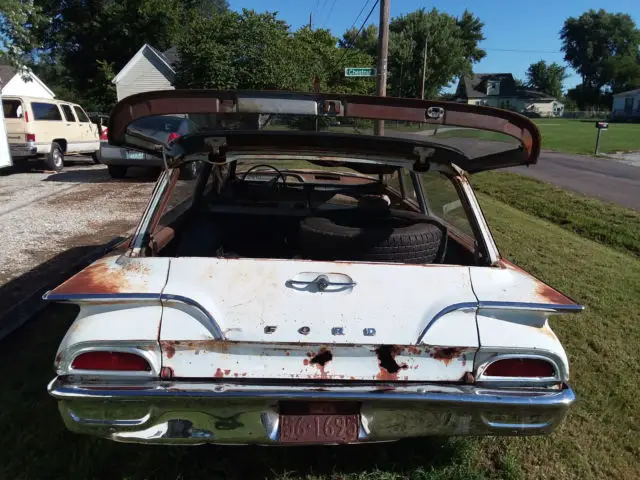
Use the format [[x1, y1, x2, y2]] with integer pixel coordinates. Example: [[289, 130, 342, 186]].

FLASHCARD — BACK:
[[375, 345, 407, 374], [430, 347, 466, 366], [310, 349, 333, 367]]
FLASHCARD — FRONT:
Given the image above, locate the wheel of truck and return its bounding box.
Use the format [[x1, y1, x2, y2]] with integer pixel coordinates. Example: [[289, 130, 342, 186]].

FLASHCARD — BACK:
[[91, 151, 101, 164], [45, 142, 64, 172], [108, 165, 128, 179], [299, 210, 447, 264]]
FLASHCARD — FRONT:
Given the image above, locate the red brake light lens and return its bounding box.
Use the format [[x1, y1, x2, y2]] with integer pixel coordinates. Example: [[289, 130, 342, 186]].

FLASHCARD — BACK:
[[100, 128, 108, 140], [24, 111, 29, 123], [26, 133, 36, 142], [167, 132, 180, 143], [71, 351, 151, 371], [483, 358, 555, 377]]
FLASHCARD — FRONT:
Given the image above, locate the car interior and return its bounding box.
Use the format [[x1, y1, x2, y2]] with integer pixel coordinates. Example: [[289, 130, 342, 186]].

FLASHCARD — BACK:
[[147, 160, 481, 267]]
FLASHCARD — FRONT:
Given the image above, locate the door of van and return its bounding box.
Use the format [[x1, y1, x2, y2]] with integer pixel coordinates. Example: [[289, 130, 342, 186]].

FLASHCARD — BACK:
[[72, 105, 99, 154], [30, 100, 66, 154], [59, 104, 80, 152]]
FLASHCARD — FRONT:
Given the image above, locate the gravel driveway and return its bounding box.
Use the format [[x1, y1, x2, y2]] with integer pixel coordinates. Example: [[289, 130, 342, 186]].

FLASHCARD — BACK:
[[0, 158, 156, 301]]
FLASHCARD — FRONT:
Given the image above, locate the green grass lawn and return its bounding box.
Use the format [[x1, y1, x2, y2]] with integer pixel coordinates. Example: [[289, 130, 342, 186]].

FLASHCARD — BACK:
[[437, 118, 640, 156], [1, 178, 638, 479]]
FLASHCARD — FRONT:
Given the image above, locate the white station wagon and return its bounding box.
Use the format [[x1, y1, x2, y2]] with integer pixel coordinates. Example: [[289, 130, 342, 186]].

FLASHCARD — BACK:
[[45, 91, 582, 445]]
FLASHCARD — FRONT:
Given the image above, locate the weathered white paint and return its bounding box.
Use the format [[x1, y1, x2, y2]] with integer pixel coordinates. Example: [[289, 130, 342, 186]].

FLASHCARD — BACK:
[[1, 70, 55, 99], [113, 44, 175, 101]]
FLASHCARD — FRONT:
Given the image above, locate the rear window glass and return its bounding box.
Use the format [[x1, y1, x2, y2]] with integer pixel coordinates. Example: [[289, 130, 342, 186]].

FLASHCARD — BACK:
[[60, 105, 75, 122], [3, 100, 24, 118], [133, 116, 185, 132], [73, 106, 90, 122], [32, 103, 62, 121]]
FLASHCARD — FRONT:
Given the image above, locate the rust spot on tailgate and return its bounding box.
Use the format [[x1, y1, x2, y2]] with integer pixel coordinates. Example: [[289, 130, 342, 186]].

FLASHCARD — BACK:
[[160, 341, 176, 359], [214, 368, 225, 378], [309, 349, 333, 379], [375, 345, 407, 381], [534, 282, 575, 305], [429, 347, 466, 366]]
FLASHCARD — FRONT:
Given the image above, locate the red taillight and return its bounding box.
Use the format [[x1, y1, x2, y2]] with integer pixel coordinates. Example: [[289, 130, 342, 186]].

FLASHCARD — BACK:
[[24, 111, 29, 123], [26, 133, 36, 142], [483, 358, 555, 377], [167, 132, 180, 143], [100, 128, 108, 140], [71, 351, 151, 371]]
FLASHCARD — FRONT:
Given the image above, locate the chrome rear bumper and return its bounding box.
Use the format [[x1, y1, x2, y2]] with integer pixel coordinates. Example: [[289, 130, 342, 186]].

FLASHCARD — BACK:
[[48, 377, 574, 445]]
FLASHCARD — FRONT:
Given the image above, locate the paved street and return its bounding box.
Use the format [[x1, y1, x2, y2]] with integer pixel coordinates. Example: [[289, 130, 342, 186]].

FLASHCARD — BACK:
[[510, 151, 640, 210], [393, 130, 640, 210]]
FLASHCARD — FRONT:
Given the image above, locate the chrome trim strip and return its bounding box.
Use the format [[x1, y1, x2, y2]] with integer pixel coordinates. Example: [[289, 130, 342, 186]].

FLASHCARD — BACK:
[[48, 377, 576, 407], [416, 300, 583, 344], [42, 292, 225, 341], [478, 301, 584, 312], [160, 294, 225, 340], [43, 292, 161, 302], [416, 302, 477, 344]]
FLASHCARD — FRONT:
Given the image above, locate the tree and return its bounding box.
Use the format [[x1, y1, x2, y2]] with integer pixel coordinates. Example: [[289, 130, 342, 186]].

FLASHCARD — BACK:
[[340, 24, 378, 56], [383, 8, 485, 99], [21, 0, 229, 110], [0, 0, 48, 68], [526, 60, 568, 98], [560, 9, 640, 98]]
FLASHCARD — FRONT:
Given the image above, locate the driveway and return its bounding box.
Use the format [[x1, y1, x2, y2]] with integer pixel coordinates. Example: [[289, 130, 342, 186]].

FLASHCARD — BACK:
[[0, 159, 156, 316]]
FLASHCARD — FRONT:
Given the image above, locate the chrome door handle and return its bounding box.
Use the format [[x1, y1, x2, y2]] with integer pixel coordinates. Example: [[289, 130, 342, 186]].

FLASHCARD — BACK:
[[286, 274, 356, 291]]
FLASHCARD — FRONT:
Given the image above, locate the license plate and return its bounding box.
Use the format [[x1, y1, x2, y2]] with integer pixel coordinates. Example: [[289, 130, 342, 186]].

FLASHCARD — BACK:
[[125, 150, 145, 160], [279, 414, 359, 444]]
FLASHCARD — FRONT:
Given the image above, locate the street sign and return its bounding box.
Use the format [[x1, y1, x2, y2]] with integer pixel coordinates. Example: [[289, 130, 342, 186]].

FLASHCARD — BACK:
[[345, 67, 376, 77]]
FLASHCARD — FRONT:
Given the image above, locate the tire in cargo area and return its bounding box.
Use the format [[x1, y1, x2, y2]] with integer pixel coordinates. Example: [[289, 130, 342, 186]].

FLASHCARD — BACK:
[[299, 210, 447, 264]]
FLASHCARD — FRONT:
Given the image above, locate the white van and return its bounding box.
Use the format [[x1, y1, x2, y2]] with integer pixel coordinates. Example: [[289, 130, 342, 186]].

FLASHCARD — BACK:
[[2, 96, 100, 171]]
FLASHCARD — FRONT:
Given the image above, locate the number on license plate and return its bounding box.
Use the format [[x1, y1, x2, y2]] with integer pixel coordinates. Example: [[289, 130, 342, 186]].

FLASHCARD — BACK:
[[279, 414, 359, 444], [125, 150, 145, 160]]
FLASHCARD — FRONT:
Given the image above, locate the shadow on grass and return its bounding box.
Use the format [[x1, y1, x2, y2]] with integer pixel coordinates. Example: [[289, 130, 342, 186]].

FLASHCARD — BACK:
[[0, 303, 480, 480]]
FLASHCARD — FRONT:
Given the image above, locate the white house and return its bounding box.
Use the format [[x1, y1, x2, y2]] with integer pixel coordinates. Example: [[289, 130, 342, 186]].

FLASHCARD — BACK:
[[112, 44, 178, 101], [612, 88, 640, 120], [0, 64, 55, 99]]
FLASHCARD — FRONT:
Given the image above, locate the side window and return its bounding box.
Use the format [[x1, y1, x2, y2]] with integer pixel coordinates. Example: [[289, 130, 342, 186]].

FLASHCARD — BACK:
[[32, 102, 63, 121], [421, 171, 474, 237], [60, 105, 76, 122], [383, 169, 418, 201], [73, 106, 90, 122], [2, 100, 23, 118]]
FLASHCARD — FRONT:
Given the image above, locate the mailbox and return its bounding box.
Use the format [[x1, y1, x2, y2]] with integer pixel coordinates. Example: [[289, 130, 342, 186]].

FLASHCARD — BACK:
[[595, 121, 609, 129]]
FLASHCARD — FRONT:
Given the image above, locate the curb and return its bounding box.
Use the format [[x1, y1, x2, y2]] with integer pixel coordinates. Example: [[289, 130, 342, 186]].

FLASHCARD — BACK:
[[0, 235, 126, 341]]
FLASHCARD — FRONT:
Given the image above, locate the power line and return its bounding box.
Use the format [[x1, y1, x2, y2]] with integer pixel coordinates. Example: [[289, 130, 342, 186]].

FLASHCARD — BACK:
[[335, 0, 380, 67], [322, 0, 338, 28], [348, 0, 373, 32]]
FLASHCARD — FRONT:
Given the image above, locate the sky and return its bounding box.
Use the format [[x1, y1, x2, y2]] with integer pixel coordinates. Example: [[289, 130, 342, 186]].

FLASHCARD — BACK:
[[229, 0, 640, 93]]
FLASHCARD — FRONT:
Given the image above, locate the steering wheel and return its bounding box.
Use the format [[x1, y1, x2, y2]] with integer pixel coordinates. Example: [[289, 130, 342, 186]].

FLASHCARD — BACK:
[[241, 164, 287, 190]]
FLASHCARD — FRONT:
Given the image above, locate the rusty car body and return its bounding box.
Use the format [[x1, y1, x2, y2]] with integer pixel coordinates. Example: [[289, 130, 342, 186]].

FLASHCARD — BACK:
[[45, 91, 581, 445]]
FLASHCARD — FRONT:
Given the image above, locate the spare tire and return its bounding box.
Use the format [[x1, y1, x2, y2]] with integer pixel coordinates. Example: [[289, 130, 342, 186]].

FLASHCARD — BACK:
[[299, 210, 447, 264]]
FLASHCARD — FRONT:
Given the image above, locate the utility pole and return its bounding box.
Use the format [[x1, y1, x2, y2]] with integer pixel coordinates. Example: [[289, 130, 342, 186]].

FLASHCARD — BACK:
[[309, 12, 312, 29], [374, 0, 390, 136], [420, 37, 428, 100]]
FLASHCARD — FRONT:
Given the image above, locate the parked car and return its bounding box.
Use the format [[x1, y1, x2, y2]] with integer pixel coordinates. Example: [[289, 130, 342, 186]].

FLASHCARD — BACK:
[[45, 91, 582, 445], [2, 95, 100, 171], [99, 114, 200, 179]]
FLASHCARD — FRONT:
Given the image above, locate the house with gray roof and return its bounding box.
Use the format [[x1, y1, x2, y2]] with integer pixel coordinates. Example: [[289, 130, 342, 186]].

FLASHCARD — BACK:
[[455, 73, 564, 117], [112, 44, 180, 101]]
